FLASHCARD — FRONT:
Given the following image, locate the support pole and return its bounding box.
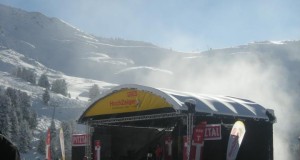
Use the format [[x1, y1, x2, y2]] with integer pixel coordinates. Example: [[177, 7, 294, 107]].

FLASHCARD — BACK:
[[298, 136, 300, 160], [84, 123, 93, 160], [186, 113, 194, 160], [185, 99, 196, 160]]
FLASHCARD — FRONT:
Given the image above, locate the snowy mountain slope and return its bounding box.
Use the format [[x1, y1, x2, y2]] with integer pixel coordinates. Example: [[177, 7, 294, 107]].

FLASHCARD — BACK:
[[0, 47, 116, 99], [0, 60, 114, 123], [1, 4, 300, 86], [0, 4, 182, 81], [183, 40, 300, 91], [112, 66, 173, 84], [0, 48, 60, 75], [115, 66, 173, 75], [0, 47, 116, 159]]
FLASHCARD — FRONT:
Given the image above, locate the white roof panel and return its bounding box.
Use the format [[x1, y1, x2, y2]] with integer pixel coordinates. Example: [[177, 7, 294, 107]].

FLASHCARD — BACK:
[[87, 84, 271, 121]]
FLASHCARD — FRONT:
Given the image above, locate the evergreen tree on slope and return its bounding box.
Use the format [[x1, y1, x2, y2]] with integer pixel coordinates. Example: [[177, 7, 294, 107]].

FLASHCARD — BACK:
[[0, 94, 12, 139], [88, 84, 100, 101], [18, 121, 32, 153], [51, 79, 68, 96], [38, 73, 50, 89], [43, 89, 50, 105], [37, 132, 46, 155]]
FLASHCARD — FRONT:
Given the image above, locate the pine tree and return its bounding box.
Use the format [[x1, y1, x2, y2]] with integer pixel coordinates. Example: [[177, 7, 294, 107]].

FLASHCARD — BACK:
[[13, 67, 37, 84], [37, 132, 46, 154], [38, 73, 50, 89], [19, 91, 31, 122], [18, 120, 32, 153], [15, 67, 22, 77], [5, 87, 18, 107], [50, 120, 61, 159], [28, 111, 38, 130], [0, 94, 12, 138], [19, 91, 31, 108], [50, 120, 57, 140], [51, 79, 68, 96], [10, 110, 20, 145], [43, 89, 50, 105], [4, 87, 37, 149], [51, 133, 61, 160], [88, 84, 100, 101], [26, 69, 37, 85]]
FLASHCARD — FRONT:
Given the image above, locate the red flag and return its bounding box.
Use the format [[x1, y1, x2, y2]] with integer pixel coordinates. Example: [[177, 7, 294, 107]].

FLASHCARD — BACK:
[[192, 122, 207, 144], [191, 121, 207, 160], [164, 136, 173, 160], [46, 128, 51, 160]]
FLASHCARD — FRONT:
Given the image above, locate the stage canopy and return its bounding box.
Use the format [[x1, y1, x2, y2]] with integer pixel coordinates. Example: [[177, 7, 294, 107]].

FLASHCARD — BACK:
[[78, 84, 275, 124], [77, 84, 276, 160]]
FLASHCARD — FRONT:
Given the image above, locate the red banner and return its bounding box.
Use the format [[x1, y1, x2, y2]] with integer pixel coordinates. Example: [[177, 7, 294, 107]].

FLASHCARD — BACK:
[[164, 136, 173, 160], [183, 123, 222, 160], [204, 124, 222, 140], [183, 136, 196, 160], [46, 128, 51, 160], [94, 140, 101, 160], [193, 122, 207, 144], [72, 134, 89, 146], [192, 122, 206, 160]]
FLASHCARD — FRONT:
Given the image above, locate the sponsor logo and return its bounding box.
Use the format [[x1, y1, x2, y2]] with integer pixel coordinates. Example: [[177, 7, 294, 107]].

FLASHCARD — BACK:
[[109, 91, 140, 109], [72, 134, 89, 146], [204, 124, 222, 140], [127, 90, 138, 97], [109, 99, 137, 107]]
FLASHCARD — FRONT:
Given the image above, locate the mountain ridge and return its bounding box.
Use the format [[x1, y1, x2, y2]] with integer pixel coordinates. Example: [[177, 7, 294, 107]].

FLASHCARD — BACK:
[[0, 3, 183, 81]]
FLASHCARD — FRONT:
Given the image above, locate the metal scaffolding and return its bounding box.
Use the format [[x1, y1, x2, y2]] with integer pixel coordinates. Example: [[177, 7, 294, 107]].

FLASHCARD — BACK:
[[84, 123, 93, 160], [186, 113, 194, 160], [89, 112, 185, 125]]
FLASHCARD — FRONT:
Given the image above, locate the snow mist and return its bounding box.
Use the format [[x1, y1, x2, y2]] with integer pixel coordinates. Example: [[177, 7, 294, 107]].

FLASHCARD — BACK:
[[139, 51, 300, 160]]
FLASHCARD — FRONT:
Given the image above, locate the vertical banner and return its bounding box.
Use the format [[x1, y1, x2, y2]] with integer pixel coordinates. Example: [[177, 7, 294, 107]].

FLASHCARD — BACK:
[[226, 121, 246, 160], [46, 128, 51, 160], [94, 140, 101, 160], [164, 136, 173, 160], [192, 121, 207, 160], [183, 136, 196, 160], [59, 128, 65, 160]]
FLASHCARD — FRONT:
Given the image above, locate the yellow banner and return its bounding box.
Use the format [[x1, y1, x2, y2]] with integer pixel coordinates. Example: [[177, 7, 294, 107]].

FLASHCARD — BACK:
[[84, 89, 172, 117]]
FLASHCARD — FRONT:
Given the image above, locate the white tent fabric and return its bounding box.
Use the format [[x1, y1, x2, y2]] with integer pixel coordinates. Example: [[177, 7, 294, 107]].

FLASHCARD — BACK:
[[99, 84, 270, 120]]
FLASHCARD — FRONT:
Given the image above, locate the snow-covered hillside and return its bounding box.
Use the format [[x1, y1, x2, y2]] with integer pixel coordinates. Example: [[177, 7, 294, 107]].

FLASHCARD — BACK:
[[0, 47, 115, 159], [0, 4, 182, 81], [0, 47, 116, 107]]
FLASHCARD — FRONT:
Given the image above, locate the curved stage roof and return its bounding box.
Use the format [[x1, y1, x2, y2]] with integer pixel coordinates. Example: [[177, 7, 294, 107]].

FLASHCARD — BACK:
[[78, 84, 275, 123]]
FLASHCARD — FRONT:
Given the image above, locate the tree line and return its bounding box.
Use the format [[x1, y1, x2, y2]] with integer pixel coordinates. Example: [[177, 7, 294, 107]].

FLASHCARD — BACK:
[[12, 67, 69, 105], [0, 87, 37, 153], [13, 67, 68, 96], [14, 67, 102, 103], [5, 67, 102, 157]]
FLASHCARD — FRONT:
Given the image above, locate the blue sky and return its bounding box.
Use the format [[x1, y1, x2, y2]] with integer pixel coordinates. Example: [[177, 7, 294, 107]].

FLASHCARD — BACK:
[[1, 0, 300, 52]]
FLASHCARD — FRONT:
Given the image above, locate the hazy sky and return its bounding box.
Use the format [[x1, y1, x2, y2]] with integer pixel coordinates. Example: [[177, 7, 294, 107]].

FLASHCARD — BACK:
[[1, 0, 300, 51]]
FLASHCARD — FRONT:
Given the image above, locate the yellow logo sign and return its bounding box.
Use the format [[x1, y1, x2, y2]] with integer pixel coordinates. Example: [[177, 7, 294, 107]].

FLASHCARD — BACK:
[[84, 89, 172, 117]]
